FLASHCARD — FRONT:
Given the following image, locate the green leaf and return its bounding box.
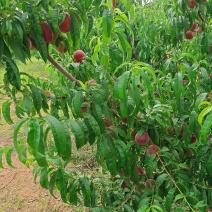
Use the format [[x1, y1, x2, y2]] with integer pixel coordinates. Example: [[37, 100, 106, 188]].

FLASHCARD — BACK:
[[137, 205, 149, 212], [67, 120, 85, 149], [61, 123, 72, 160], [85, 0, 93, 9], [120, 99, 128, 118], [23, 94, 32, 115], [40, 0, 49, 11], [72, 91, 83, 118], [4, 147, 14, 168], [34, 152, 48, 167], [156, 173, 168, 188], [40, 167, 49, 189], [28, 84, 42, 114], [33, 166, 42, 184], [4, 57, 21, 90], [113, 71, 130, 100], [76, 120, 89, 141], [51, 8, 59, 32], [2, 101, 13, 125], [200, 112, 212, 142], [124, 204, 133, 212], [207, 153, 212, 174], [100, 136, 110, 158], [86, 14, 93, 37], [201, 35, 211, 54], [80, 177, 91, 207], [0, 148, 5, 168], [31, 15, 48, 62], [107, 155, 117, 175], [7, 37, 26, 63], [85, 113, 101, 137], [49, 171, 58, 198], [116, 32, 132, 60], [91, 103, 105, 133], [13, 117, 29, 163], [45, 115, 66, 158], [14, 16, 31, 59], [70, 13, 81, 50], [195, 93, 208, 111], [67, 179, 79, 205], [198, 106, 212, 126], [165, 188, 175, 212], [0, 36, 4, 57], [150, 205, 163, 212], [115, 144, 126, 168], [173, 72, 183, 98], [102, 9, 112, 38], [56, 169, 67, 203], [27, 118, 40, 152], [174, 194, 185, 202]]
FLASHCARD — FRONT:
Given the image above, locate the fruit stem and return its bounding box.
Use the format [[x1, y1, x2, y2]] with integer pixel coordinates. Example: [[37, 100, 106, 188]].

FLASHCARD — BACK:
[[47, 54, 81, 87]]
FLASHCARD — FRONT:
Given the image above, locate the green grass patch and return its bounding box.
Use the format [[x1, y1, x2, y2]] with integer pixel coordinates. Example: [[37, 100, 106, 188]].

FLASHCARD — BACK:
[[0, 58, 48, 83]]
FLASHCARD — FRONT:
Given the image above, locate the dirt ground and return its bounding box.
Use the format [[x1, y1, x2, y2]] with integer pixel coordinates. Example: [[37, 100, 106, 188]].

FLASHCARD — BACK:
[[0, 121, 91, 212]]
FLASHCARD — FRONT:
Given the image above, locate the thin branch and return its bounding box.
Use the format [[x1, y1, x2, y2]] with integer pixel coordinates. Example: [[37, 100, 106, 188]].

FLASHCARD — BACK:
[[113, 186, 136, 212], [198, 10, 205, 23], [157, 153, 195, 212], [47, 54, 81, 87]]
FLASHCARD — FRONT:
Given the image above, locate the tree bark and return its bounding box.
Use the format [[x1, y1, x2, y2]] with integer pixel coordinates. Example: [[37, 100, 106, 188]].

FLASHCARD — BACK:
[[47, 54, 81, 87]]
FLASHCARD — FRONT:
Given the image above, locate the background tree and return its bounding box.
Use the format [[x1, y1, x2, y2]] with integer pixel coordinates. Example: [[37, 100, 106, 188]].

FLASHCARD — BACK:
[[0, 0, 212, 211]]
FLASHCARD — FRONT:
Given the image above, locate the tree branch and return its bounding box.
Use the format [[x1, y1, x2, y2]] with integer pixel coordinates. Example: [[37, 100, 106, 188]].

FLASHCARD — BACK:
[[47, 54, 81, 87]]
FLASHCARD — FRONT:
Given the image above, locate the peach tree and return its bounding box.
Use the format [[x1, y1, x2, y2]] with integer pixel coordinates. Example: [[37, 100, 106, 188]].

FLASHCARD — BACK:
[[0, 0, 212, 211]]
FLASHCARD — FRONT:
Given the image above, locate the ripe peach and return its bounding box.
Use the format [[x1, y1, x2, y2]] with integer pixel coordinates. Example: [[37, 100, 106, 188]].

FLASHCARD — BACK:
[[81, 102, 89, 114], [121, 181, 127, 189], [57, 41, 67, 53], [179, 125, 184, 138], [40, 22, 53, 43], [137, 182, 145, 192], [122, 118, 128, 124], [186, 148, 193, 157], [189, 0, 196, 8], [73, 50, 85, 63], [88, 79, 96, 85], [190, 134, 197, 143], [145, 179, 156, 189], [147, 145, 158, 155], [185, 30, 194, 40], [103, 116, 112, 127], [136, 166, 144, 176], [45, 90, 51, 98], [59, 14, 71, 33], [183, 79, 189, 85], [190, 22, 198, 32], [135, 132, 149, 145]]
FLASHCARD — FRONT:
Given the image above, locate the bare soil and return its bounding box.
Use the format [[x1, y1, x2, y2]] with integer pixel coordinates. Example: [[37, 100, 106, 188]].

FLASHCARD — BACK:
[[0, 122, 91, 212]]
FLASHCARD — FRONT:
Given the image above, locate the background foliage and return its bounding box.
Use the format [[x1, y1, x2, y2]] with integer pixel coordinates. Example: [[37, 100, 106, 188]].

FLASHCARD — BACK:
[[0, 0, 212, 211]]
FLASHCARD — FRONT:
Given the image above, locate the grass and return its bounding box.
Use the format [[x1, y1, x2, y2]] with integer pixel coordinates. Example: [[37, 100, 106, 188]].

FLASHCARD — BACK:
[[0, 58, 48, 81]]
